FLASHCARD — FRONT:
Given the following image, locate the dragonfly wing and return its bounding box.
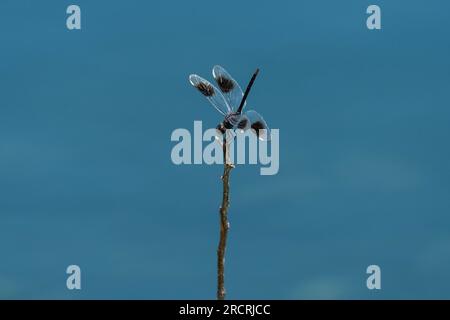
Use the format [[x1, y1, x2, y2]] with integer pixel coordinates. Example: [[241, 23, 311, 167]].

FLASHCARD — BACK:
[[189, 74, 231, 115], [244, 110, 271, 141], [232, 114, 251, 132], [212, 65, 245, 112]]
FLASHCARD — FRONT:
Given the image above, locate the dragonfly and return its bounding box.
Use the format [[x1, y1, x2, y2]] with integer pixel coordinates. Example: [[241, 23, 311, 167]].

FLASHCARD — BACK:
[[189, 65, 270, 142]]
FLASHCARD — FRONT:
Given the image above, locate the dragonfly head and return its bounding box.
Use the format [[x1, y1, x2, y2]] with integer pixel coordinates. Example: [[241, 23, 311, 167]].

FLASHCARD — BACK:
[[216, 123, 226, 135]]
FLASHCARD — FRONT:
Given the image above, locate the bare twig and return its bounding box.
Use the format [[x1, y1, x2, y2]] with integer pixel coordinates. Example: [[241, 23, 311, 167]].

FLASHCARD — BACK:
[[217, 136, 233, 300]]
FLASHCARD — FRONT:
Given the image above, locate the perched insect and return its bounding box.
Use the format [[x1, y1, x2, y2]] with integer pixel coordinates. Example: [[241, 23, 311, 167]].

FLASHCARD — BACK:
[[189, 65, 270, 141]]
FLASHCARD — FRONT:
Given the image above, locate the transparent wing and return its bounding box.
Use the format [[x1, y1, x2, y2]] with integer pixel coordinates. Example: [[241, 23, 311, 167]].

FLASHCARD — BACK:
[[234, 114, 250, 132], [189, 74, 231, 115], [221, 113, 249, 133], [244, 110, 271, 141], [212, 65, 245, 112]]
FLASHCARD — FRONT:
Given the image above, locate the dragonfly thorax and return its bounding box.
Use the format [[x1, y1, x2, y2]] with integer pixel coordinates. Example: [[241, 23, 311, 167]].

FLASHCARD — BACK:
[[216, 112, 240, 135], [225, 112, 242, 128], [224, 113, 241, 127]]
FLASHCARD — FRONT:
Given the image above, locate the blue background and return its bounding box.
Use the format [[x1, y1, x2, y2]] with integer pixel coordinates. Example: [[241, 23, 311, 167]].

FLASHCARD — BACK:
[[1, 0, 449, 299]]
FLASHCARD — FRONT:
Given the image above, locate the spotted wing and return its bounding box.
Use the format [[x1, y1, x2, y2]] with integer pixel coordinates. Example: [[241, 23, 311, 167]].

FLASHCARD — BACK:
[[243, 110, 271, 141], [212, 65, 245, 112], [189, 74, 231, 115]]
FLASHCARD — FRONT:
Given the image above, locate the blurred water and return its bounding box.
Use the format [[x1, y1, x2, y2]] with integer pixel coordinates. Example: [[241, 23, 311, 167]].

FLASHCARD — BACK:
[[0, 0, 449, 299]]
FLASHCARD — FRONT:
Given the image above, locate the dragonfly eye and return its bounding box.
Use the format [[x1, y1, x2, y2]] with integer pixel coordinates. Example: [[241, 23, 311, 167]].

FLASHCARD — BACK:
[[216, 76, 234, 93], [216, 123, 226, 134], [195, 82, 215, 97]]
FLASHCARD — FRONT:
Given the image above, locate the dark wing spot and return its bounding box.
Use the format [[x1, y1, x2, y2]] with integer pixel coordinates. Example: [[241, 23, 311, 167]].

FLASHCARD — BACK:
[[251, 121, 265, 138], [216, 76, 234, 93], [237, 118, 248, 130], [195, 82, 215, 96]]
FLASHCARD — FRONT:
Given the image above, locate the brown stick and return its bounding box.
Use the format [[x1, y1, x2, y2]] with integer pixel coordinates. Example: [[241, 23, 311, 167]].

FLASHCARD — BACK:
[[217, 135, 233, 300]]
